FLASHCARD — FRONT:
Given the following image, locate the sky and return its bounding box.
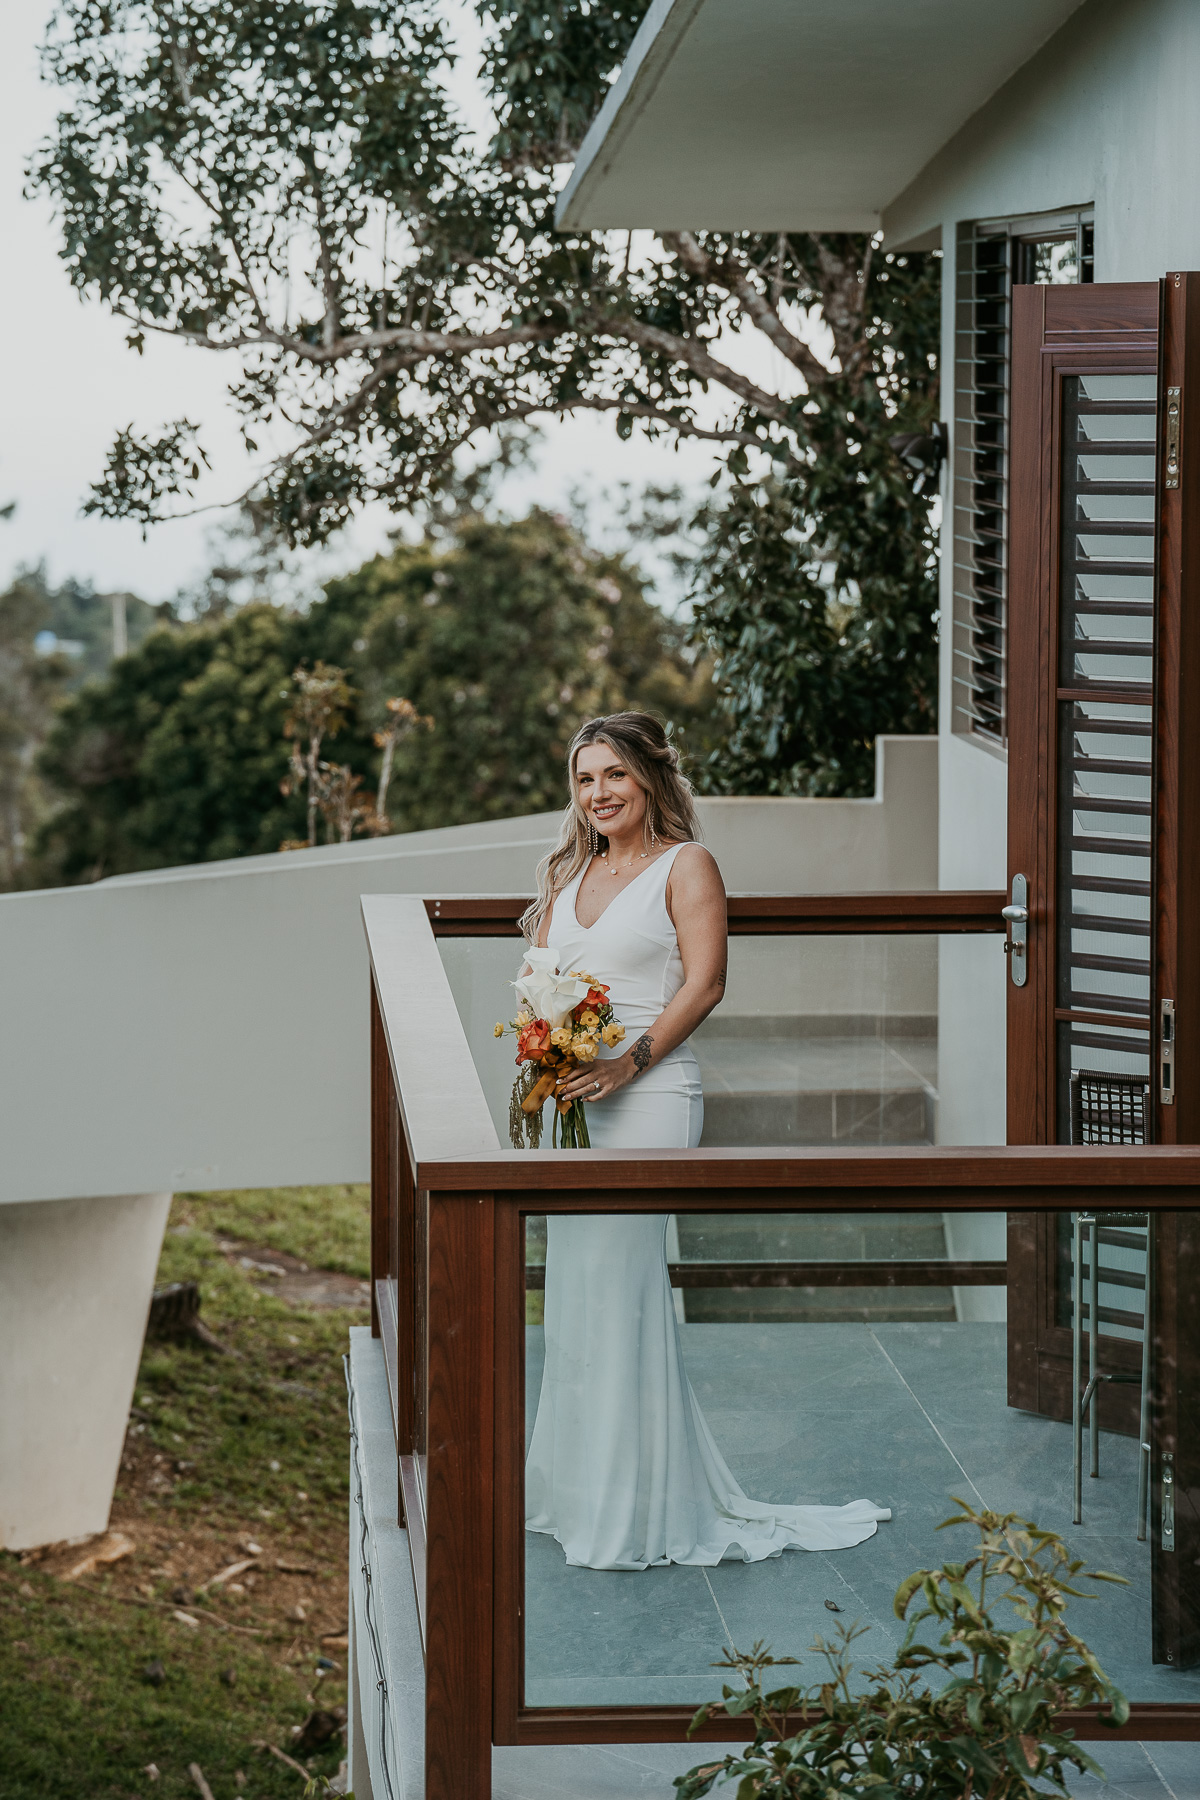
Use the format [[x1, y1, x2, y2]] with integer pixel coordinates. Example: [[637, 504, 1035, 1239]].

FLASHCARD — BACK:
[[0, 2, 797, 608]]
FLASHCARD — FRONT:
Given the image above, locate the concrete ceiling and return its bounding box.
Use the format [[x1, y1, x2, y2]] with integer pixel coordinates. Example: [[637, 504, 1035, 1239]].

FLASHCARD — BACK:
[[557, 0, 1086, 233]]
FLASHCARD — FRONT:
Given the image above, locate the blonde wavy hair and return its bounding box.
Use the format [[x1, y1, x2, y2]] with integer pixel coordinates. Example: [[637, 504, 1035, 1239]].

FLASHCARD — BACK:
[[520, 712, 701, 944]]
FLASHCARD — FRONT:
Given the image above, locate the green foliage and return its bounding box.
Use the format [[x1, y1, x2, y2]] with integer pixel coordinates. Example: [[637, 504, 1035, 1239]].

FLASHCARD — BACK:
[[343, 508, 714, 830], [677, 1502, 1128, 1800], [689, 248, 941, 796], [32, 584, 379, 879], [31, 509, 712, 879], [32, 0, 940, 792], [480, 0, 647, 165], [0, 574, 72, 886], [1, 569, 175, 888]]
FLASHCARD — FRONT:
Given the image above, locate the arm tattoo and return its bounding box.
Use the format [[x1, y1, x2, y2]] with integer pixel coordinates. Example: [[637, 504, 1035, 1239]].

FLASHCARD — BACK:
[[717, 965, 727, 990], [630, 1033, 654, 1075]]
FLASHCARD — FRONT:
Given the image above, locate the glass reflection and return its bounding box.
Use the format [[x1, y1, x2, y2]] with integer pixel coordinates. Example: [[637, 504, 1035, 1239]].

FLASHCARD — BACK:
[[692, 935, 942, 1148], [439, 931, 1010, 1155], [523, 1209, 1190, 1711]]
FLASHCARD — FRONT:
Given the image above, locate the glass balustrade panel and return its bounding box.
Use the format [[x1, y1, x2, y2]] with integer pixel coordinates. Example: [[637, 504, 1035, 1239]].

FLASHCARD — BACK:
[[521, 1204, 1175, 1712]]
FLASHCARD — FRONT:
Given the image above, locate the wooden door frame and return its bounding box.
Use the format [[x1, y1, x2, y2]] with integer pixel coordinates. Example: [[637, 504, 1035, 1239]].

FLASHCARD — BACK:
[[1005, 276, 1200, 1671], [1155, 272, 1200, 1148], [1006, 280, 1160, 1149], [1005, 282, 1159, 1434], [1152, 275, 1200, 1667]]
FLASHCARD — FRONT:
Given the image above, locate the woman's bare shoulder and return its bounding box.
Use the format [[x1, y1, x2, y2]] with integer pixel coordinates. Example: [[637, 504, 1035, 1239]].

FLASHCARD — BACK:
[[666, 841, 725, 897], [670, 840, 721, 873]]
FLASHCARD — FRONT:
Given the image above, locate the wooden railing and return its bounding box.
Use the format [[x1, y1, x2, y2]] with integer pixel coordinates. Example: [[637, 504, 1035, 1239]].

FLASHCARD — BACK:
[[362, 892, 1200, 1800], [423, 890, 1008, 936]]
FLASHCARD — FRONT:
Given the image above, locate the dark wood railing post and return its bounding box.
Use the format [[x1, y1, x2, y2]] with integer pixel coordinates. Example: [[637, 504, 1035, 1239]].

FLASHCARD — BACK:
[[425, 1188, 496, 1800]]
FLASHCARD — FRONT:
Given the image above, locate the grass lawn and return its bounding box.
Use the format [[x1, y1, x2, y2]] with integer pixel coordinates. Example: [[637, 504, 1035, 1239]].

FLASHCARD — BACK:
[[0, 1185, 370, 1800]]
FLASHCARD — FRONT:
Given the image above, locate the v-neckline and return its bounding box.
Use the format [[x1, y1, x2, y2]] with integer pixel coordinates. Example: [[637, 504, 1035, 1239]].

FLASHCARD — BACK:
[[572, 846, 678, 931]]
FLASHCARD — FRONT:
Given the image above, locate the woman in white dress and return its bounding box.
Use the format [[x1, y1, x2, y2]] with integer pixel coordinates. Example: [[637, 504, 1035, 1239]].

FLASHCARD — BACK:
[[522, 713, 890, 1571]]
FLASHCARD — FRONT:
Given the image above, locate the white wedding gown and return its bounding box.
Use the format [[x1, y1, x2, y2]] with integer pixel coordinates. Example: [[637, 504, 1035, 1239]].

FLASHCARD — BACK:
[[525, 844, 891, 1570]]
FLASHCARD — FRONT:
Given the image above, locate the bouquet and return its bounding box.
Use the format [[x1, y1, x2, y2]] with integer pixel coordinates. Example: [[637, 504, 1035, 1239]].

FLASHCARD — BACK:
[[496, 948, 626, 1149]]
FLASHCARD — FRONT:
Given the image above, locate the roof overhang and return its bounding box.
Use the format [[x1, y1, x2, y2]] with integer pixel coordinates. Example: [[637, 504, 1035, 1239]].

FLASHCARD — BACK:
[[557, 0, 1086, 233]]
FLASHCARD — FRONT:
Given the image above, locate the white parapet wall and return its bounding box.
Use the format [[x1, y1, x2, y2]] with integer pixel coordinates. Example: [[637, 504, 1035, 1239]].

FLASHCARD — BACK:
[[0, 733, 935, 1548], [0, 734, 935, 1205]]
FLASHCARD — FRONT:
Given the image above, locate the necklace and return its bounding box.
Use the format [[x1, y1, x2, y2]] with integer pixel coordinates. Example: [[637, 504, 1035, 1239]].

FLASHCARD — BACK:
[[602, 848, 652, 877]]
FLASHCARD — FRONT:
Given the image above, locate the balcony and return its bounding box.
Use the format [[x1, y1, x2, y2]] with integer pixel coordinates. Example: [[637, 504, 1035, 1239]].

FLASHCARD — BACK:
[[350, 888, 1200, 1800]]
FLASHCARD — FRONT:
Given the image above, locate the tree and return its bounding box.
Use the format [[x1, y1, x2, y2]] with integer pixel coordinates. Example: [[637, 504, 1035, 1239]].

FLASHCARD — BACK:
[[0, 574, 72, 887], [33, 597, 364, 880], [31, 0, 940, 793], [281, 658, 355, 846], [31, 508, 711, 880], [330, 507, 715, 831]]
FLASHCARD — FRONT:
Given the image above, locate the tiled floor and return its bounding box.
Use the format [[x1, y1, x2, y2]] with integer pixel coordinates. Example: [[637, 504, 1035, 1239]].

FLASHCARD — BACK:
[[349, 1331, 1200, 1800], [524, 1321, 1200, 1715]]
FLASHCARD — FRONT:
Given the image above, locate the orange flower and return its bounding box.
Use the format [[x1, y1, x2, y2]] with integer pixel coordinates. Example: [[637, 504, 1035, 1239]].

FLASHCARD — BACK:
[[516, 1018, 551, 1063], [584, 985, 609, 1009]]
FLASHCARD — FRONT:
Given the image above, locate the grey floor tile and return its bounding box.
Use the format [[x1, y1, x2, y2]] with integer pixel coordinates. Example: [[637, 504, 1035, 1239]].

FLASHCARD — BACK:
[[520, 1321, 1200, 1708]]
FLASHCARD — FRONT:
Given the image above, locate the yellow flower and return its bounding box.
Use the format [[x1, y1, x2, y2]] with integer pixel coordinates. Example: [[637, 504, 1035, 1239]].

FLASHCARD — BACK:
[[572, 1035, 599, 1062], [550, 1026, 573, 1048], [494, 1022, 505, 1038], [578, 1008, 599, 1029], [601, 1021, 625, 1048]]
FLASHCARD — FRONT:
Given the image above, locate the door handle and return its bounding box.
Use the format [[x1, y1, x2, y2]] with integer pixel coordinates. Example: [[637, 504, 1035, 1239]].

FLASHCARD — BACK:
[[1004, 875, 1029, 987]]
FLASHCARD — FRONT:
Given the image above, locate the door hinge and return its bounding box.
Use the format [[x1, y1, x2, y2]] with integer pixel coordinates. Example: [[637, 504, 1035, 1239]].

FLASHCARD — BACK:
[[1002, 875, 1028, 988], [1166, 386, 1182, 489], [1161, 998, 1176, 1106]]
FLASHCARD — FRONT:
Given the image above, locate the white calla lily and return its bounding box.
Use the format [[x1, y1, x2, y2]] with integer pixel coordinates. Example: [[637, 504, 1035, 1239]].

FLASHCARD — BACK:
[[513, 949, 591, 1029]]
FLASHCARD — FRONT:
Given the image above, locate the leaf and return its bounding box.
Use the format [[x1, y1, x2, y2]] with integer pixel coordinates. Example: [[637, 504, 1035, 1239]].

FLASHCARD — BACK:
[[893, 1571, 927, 1619]]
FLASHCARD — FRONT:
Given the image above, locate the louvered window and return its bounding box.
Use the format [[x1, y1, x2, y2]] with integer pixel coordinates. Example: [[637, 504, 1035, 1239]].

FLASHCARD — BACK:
[[1054, 371, 1156, 1136], [952, 211, 1095, 746]]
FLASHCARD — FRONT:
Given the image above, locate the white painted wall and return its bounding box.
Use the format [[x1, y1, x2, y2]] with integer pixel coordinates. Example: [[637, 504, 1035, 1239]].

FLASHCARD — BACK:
[[886, 0, 1200, 282], [0, 735, 936, 1207]]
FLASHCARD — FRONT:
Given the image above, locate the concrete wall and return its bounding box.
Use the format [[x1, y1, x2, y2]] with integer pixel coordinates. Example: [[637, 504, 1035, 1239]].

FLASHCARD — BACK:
[[0, 735, 936, 1207], [0, 1192, 171, 1549]]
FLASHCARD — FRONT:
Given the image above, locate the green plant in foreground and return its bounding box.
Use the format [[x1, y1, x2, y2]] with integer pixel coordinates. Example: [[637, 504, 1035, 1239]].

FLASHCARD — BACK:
[[678, 1502, 1129, 1800]]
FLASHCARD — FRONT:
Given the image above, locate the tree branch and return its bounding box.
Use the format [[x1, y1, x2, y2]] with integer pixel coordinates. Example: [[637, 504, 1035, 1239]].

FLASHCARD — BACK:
[[597, 313, 793, 424], [662, 230, 831, 390], [114, 310, 564, 365]]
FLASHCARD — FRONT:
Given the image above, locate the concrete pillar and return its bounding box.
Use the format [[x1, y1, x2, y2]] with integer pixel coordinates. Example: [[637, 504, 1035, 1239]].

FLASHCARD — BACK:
[[0, 1191, 171, 1550]]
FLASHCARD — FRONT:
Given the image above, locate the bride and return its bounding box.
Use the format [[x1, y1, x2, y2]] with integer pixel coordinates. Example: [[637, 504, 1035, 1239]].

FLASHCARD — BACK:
[[521, 711, 890, 1571]]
